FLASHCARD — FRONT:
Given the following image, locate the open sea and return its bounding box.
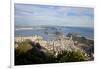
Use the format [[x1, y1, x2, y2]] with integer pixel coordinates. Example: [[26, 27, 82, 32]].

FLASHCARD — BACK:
[[15, 26, 94, 41]]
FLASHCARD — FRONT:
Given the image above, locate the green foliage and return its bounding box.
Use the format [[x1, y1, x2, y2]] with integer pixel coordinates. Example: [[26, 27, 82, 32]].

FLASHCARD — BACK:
[[57, 50, 87, 62], [15, 39, 88, 65], [16, 40, 33, 53]]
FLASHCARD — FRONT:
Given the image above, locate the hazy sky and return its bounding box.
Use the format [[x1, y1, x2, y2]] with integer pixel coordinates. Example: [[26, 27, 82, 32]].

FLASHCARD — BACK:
[[15, 4, 94, 28]]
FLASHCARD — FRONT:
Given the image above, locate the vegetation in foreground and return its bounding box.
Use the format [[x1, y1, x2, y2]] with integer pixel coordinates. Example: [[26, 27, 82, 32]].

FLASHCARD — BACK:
[[15, 39, 91, 65]]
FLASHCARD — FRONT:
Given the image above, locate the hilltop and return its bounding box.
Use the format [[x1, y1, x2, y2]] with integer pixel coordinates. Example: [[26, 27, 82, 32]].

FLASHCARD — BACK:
[[15, 33, 94, 65]]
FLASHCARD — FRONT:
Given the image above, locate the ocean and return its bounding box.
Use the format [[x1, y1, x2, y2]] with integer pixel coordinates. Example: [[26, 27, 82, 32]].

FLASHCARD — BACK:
[[15, 26, 94, 41]]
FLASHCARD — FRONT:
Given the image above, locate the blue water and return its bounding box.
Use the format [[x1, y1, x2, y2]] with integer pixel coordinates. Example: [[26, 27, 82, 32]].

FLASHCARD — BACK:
[[15, 26, 94, 40]]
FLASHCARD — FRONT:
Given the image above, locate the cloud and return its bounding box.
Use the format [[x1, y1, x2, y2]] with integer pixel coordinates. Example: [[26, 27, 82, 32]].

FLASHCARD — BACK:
[[15, 4, 94, 28]]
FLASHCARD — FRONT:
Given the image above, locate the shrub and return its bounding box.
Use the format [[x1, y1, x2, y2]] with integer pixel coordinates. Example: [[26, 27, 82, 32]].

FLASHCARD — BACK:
[[15, 39, 88, 65], [57, 50, 87, 62]]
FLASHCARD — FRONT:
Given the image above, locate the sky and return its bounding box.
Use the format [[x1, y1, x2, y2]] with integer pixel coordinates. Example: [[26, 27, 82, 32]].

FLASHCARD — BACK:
[[15, 3, 94, 28]]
